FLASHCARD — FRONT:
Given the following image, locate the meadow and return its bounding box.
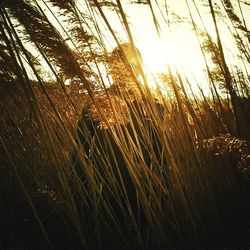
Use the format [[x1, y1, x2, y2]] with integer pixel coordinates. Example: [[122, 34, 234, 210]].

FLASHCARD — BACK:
[[0, 0, 249, 249]]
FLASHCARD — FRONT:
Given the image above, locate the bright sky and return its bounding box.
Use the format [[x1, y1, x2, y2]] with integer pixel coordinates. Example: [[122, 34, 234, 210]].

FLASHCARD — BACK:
[[37, 0, 250, 96], [98, 0, 250, 96]]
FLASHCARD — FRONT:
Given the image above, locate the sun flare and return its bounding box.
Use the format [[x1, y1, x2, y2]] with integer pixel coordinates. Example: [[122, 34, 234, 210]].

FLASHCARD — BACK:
[[138, 35, 200, 75], [135, 32, 207, 92]]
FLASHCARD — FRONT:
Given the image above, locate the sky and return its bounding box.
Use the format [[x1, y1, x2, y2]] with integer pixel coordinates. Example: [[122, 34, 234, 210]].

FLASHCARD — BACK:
[[95, 0, 250, 95], [37, 0, 250, 96]]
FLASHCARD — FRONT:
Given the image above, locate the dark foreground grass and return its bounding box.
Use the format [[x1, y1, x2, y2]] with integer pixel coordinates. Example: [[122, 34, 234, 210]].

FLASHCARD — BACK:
[[0, 81, 249, 249]]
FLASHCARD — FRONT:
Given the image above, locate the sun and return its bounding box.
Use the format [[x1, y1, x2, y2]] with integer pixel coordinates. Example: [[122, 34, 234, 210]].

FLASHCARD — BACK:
[[137, 38, 166, 74], [137, 35, 190, 76], [134, 32, 208, 93]]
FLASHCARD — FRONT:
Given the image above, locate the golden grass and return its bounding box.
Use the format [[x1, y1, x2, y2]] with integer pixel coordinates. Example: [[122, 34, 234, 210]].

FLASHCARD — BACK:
[[0, 1, 249, 249]]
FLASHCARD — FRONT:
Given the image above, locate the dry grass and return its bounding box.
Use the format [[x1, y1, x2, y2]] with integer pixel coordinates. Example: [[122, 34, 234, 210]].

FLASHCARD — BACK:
[[0, 1, 249, 249]]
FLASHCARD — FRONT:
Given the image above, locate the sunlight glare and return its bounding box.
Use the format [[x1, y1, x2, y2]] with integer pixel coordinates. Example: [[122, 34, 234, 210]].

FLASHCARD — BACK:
[[138, 33, 201, 75], [136, 32, 206, 92]]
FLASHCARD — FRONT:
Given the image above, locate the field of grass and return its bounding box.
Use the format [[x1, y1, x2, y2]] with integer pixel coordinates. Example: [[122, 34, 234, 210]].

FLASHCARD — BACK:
[[0, 1, 249, 249]]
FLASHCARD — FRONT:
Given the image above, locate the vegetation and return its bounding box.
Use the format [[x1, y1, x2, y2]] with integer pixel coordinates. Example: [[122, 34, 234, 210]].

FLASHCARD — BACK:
[[0, 0, 249, 249]]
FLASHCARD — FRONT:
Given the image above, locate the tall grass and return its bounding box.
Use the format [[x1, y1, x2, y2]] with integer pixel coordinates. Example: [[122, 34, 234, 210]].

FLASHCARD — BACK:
[[0, 0, 249, 249]]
